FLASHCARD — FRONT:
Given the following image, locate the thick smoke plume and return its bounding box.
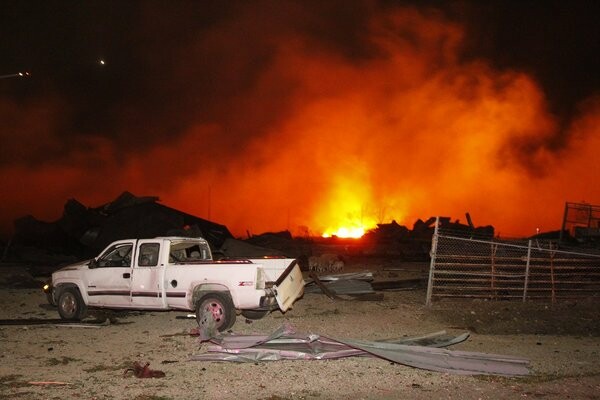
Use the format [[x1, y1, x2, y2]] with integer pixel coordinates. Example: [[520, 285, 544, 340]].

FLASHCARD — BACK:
[[1, 3, 598, 238]]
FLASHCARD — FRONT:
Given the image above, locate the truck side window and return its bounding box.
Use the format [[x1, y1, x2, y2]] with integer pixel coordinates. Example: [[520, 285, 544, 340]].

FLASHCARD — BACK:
[[187, 244, 210, 260], [138, 243, 160, 267]]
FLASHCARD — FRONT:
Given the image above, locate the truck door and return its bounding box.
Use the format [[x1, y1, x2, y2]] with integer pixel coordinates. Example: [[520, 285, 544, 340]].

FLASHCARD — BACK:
[[86, 241, 134, 307], [130, 240, 166, 308]]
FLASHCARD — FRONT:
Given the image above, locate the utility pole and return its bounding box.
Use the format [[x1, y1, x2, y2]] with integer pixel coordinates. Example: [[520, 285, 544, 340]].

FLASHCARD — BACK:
[[207, 185, 211, 220]]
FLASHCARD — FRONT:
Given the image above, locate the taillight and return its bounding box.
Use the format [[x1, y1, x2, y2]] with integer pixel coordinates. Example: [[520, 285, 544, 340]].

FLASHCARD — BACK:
[[256, 268, 265, 289]]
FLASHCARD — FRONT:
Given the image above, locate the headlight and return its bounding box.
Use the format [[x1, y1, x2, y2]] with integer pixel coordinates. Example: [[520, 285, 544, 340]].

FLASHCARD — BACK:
[[42, 282, 52, 293]]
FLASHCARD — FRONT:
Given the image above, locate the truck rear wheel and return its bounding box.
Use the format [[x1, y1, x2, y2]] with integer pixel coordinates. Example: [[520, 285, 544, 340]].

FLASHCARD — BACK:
[[195, 292, 236, 332], [57, 287, 88, 321]]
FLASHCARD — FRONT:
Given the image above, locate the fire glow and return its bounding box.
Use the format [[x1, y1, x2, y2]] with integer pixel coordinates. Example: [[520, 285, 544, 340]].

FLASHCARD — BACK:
[[0, 6, 598, 239], [322, 226, 366, 239]]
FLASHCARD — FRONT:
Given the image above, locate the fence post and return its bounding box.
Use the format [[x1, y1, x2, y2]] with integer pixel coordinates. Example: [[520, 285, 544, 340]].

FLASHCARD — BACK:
[[425, 216, 439, 306], [549, 243, 556, 304], [523, 239, 532, 302], [491, 243, 497, 299]]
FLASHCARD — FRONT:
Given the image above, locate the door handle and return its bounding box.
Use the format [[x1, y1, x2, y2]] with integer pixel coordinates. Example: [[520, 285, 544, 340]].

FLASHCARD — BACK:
[[123, 273, 131, 279]]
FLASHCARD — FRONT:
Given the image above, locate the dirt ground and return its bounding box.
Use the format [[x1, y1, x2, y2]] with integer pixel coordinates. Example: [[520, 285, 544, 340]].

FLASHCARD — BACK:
[[1, 261, 599, 400]]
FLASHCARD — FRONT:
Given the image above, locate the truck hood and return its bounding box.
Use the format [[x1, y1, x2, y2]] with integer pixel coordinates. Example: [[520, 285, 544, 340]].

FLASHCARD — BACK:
[[54, 259, 92, 273]]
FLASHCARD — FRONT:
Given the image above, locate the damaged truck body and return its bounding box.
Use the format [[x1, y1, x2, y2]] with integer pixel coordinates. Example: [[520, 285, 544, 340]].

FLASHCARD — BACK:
[[44, 236, 304, 331]]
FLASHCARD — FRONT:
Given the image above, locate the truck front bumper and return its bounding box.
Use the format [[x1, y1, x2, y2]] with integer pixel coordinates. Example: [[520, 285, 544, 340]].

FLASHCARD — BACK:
[[43, 282, 57, 306]]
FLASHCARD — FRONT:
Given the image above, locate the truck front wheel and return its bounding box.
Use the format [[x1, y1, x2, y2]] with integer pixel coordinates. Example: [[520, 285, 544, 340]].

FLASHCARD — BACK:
[[195, 292, 236, 332], [57, 287, 88, 321]]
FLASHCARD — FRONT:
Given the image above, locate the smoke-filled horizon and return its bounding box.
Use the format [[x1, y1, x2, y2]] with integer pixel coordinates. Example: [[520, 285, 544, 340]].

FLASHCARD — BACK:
[[1, 1, 599, 239]]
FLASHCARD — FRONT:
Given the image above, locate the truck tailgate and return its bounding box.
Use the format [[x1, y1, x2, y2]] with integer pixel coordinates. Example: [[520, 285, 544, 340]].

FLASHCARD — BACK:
[[273, 260, 304, 311]]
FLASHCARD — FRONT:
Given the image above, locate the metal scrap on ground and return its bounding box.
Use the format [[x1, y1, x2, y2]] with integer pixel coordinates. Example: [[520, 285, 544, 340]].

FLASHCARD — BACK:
[[190, 324, 530, 376], [304, 271, 375, 298], [304, 271, 424, 297], [313, 272, 374, 281]]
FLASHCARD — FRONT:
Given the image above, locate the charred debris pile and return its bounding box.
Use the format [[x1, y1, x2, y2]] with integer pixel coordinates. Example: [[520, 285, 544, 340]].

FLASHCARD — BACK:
[[2, 192, 494, 275], [2, 192, 232, 274]]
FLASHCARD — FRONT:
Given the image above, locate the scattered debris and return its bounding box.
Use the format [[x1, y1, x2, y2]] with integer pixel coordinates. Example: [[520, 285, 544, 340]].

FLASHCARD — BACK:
[[308, 253, 344, 273], [160, 328, 200, 338], [123, 361, 165, 378], [175, 314, 197, 320], [306, 271, 340, 299], [49, 321, 109, 329], [0, 317, 110, 328], [305, 271, 375, 298], [191, 324, 530, 376], [28, 381, 71, 386], [304, 278, 375, 297], [315, 272, 374, 282], [371, 278, 425, 291], [305, 271, 424, 296]]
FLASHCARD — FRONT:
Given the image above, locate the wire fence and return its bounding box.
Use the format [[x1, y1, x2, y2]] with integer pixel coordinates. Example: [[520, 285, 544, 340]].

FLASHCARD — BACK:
[[426, 217, 600, 305]]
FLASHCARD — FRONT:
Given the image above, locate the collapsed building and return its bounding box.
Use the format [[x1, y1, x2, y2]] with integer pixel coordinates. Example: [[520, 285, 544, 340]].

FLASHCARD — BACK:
[[4, 191, 499, 272], [11, 192, 233, 261]]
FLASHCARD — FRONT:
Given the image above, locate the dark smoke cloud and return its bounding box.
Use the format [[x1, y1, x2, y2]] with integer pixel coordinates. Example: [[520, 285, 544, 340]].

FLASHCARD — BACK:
[[451, 0, 600, 117], [2, 1, 597, 163]]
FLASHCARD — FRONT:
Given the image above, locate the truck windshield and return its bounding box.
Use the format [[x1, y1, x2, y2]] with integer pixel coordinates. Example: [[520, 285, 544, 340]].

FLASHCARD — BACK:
[[97, 243, 133, 267]]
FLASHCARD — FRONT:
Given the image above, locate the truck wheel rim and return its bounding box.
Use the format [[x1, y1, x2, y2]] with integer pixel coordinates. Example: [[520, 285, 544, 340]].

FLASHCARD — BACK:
[[61, 293, 76, 316], [202, 300, 224, 324]]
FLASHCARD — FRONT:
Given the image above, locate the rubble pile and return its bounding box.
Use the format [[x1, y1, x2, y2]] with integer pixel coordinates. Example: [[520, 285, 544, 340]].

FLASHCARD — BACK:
[[1, 191, 498, 277]]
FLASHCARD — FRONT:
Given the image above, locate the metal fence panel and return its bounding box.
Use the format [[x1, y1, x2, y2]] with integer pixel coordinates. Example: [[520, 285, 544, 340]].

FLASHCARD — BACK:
[[426, 217, 600, 305]]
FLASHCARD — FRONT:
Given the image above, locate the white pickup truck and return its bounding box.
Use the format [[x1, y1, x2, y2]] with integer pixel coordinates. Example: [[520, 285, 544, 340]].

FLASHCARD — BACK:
[[44, 236, 304, 331]]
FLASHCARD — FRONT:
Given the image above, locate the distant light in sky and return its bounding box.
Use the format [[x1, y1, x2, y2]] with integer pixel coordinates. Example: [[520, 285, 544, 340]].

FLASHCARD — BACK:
[[99, 59, 106, 65], [0, 72, 29, 79]]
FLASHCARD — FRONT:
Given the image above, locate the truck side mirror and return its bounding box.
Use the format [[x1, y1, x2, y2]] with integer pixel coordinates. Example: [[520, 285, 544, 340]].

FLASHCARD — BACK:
[[88, 259, 98, 269]]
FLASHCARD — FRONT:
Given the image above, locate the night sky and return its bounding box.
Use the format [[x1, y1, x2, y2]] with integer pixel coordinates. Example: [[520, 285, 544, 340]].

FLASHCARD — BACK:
[[1, 0, 599, 238]]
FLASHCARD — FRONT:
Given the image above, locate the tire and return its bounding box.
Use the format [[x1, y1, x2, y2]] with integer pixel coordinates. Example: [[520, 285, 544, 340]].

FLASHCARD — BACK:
[[241, 309, 269, 320], [195, 292, 236, 332], [57, 287, 88, 321]]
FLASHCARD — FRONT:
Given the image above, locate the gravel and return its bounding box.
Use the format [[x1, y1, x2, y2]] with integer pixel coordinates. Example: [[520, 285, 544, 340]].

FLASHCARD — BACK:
[[1, 263, 599, 399]]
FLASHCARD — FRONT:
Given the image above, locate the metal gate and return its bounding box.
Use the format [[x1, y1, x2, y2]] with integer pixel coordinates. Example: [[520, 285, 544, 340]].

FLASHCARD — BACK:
[[426, 217, 600, 305]]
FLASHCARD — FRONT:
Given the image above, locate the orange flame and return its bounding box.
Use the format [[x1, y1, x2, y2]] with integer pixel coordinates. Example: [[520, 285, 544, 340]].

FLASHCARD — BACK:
[[322, 227, 366, 239]]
